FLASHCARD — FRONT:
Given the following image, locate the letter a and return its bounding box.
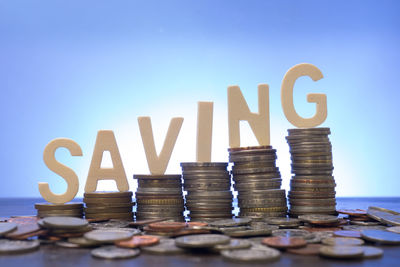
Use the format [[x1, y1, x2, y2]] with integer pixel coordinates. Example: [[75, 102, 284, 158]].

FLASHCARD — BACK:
[[38, 138, 82, 204], [138, 116, 183, 175], [228, 84, 270, 148], [85, 130, 129, 193]]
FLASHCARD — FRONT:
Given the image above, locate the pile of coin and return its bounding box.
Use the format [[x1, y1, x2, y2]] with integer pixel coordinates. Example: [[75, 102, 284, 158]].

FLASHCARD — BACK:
[[84, 191, 134, 220], [134, 175, 185, 221], [228, 146, 287, 220], [286, 128, 336, 216], [35, 202, 84, 218], [181, 162, 233, 221]]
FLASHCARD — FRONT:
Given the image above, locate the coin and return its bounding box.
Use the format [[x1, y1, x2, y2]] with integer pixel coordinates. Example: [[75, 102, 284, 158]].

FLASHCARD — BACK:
[[361, 246, 383, 258], [42, 217, 89, 230], [115, 235, 160, 248], [265, 217, 301, 228], [148, 222, 186, 231], [298, 214, 339, 224], [221, 247, 280, 263], [141, 238, 185, 254], [0, 222, 18, 236], [367, 206, 400, 226], [0, 240, 40, 254], [261, 236, 307, 249], [84, 229, 134, 244], [225, 228, 272, 237], [91, 245, 140, 259], [212, 239, 252, 251], [361, 229, 400, 244], [333, 230, 362, 238], [84, 191, 133, 198], [209, 218, 251, 227], [387, 226, 400, 234], [55, 241, 81, 248], [175, 234, 230, 248], [321, 237, 364, 246], [68, 237, 102, 247], [272, 229, 313, 239], [287, 244, 322, 255], [319, 245, 364, 259]]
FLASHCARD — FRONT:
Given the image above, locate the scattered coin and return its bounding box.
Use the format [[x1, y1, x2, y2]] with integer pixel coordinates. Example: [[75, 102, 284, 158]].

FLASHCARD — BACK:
[[361, 229, 400, 244], [272, 229, 313, 239], [115, 235, 160, 248], [333, 230, 362, 238], [0, 240, 40, 254], [262, 236, 307, 249], [287, 244, 322, 255], [141, 238, 185, 255], [42, 217, 89, 230], [265, 217, 301, 228], [221, 247, 281, 263], [321, 237, 364, 246], [387, 226, 400, 234], [225, 228, 272, 237], [212, 239, 252, 251], [55, 241, 81, 248], [91, 245, 140, 259], [175, 234, 230, 248], [319, 245, 364, 259], [367, 206, 400, 226], [68, 237, 102, 247], [84, 229, 134, 244], [0, 222, 18, 236], [298, 214, 339, 225], [148, 222, 186, 231], [361, 246, 383, 259], [209, 218, 252, 228]]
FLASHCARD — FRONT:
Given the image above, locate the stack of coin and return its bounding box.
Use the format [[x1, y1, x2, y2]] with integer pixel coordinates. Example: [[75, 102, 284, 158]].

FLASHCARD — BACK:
[[35, 202, 84, 218], [83, 191, 134, 220], [286, 128, 336, 216], [134, 175, 185, 221], [181, 162, 233, 221], [228, 146, 287, 220]]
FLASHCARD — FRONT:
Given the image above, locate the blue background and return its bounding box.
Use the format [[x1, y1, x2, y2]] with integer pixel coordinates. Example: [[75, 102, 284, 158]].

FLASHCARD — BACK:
[[0, 0, 399, 197]]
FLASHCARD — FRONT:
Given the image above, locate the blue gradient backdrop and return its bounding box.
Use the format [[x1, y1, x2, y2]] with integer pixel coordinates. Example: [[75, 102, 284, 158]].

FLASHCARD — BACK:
[[0, 0, 399, 197]]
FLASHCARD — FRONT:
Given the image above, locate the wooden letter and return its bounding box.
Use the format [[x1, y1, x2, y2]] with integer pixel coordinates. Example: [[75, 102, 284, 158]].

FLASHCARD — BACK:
[[196, 102, 213, 162], [228, 84, 270, 148], [281, 63, 327, 128], [38, 138, 82, 204], [138, 116, 183, 175], [85, 130, 129, 193]]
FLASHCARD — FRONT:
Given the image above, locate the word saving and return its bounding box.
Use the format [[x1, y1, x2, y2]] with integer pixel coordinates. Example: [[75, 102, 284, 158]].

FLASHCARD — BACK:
[[39, 63, 327, 204]]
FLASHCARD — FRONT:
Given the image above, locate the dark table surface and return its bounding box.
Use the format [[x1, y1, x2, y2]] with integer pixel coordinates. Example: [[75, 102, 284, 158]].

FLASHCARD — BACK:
[[1, 197, 400, 267]]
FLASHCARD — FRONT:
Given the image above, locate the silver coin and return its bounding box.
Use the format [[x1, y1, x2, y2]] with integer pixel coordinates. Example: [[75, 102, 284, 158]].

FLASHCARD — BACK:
[[350, 221, 381, 226], [0, 222, 17, 236], [42, 217, 88, 230], [361, 246, 383, 259], [221, 247, 280, 262], [361, 229, 400, 244], [141, 238, 185, 254], [265, 217, 301, 227], [0, 240, 40, 254], [225, 228, 272, 237], [212, 239, 252, 251], [342, 225, 387, 231], [367, 206, 400, 226], [84, 229, 135, 244], [175, 234, 230, 248], [68, 237, 102, 247], [91, 245, 140, 259], [209, 218, 252, 227], [298, 215, 339, 224], [55, 241, 81, 248], [387, 226, 400, 234], [272, 229, 314, 239]]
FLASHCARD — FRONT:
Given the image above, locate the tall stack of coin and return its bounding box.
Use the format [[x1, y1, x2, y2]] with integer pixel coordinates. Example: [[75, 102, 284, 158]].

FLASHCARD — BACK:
[[83, 191, 134, 220], [228, 146, 287, 220], [134, 175, 185, 221], [35, 203, 84, 218], [181, 162, 233, 221], [286, 127, 336, 216]]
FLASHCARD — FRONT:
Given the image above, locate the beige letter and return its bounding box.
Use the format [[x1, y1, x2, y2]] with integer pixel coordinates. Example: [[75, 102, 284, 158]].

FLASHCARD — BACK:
[[196, 102, 213, 162], [85, 130, 129, 193], [281, 63, 327, 128], [138, 116, 183, 175], [228, 84, 270, 148], [38, 138, 82, 204]]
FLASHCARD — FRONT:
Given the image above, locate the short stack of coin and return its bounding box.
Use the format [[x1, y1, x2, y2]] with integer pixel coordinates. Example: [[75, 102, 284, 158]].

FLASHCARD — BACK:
[[35, 202, 84, 218], [84, 191, 134, 220], [134, 175, 185, 221], [286, 127, 336, 216], [181, 162, 233, 221], [228, 146, 287, 220]]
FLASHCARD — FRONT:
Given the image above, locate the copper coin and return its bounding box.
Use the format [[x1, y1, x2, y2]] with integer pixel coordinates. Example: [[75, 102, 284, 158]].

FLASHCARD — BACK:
[[186, 222, 208, 227], [261, 236, 307, 249], [171, 228, 211, 237], [287, 244, 322, 255], [5, 223, 41, 239], [116, 235, 160, 248], [148, 222, 186, 231], [333, 230, 361, 238]]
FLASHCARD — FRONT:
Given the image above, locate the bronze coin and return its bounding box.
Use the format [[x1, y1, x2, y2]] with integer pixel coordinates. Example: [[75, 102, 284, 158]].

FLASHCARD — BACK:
[[261, 236, 307, 249], [148, 222, 186, 231], [5, 223, 40, 239], [186, 222, 208, 227], [287, 244, 322, 255], [115, 235, 160, 248], [333, 230, 361, 238]]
